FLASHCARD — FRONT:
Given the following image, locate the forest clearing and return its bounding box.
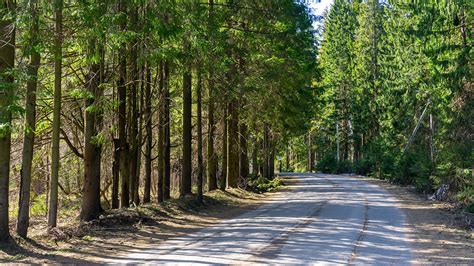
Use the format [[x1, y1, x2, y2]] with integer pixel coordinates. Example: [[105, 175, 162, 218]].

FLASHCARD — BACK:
[[0, 0, 472, 264]]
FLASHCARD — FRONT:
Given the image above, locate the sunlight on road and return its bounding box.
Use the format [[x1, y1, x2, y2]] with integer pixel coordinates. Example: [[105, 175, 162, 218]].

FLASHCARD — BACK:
[[109, 173, 412, 265]]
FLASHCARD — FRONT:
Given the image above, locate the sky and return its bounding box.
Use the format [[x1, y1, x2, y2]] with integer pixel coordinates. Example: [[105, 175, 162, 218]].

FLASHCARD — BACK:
[[305, 0, 333, 33], [307, 0, 333, 16]]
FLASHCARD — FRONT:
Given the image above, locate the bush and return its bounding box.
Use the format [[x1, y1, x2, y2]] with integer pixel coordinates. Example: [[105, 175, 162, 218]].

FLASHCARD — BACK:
[[466, 203, 474, 214], [247, 176, 283, 193], [353, 158, 375, 176], [316, 154, 338, 173]]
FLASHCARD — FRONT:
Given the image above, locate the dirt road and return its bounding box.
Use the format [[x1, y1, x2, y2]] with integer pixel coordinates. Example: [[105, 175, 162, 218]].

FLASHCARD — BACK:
[[109, 173, 413, 264]]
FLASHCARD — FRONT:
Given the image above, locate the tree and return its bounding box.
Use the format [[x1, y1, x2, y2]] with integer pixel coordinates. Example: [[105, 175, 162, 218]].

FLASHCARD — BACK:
[[48, 0, 63, 228], [196, 69, 204, 202], [80, 1, 106, 221], [143, 62, 152, 204], [227, 99, 239, 188], [0, 0, 15, 242], [118, 0, 130, 208], [206, 0, 217, 191], [163, 61, 171, 200], [157, 61, 164, 203], [17, 0, 41, 237], [180, 37, 192, 197], [128, 3, 140, 206]]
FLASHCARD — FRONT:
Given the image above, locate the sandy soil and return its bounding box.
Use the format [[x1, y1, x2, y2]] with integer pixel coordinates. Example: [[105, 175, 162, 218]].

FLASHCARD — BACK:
[[362, 177, 474, 264], [0, 188, 276, 264]]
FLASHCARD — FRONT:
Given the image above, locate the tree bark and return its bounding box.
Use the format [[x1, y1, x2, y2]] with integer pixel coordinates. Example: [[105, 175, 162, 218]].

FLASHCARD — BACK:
[[143, 63, 152, 203], [263, 125, 269, 179], [118, 0, 130, 208], [48, 0, 63, 228], [207, 72, 217, 191], [220, 106, 228, 190], [307, 133, 313, 172], [128, 6, 139, 205], [112, 139, 120, 208], [197, 70, 204, 203], [206, 0, 217, 191], [239, 122, 249, 180], [80, 33, 103, 221], [181, 40, 192, 197], [251, 136, 258, 176], [227, 100, 239, 188], [0, 0, 15, 242], [157, 61, 164, 203], [163, 61, 171, 200], [17, 0, 40, 238]]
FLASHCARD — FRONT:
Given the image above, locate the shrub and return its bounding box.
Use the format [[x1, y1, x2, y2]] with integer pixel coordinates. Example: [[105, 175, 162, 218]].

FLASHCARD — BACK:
[[247, 176, 283, 193]]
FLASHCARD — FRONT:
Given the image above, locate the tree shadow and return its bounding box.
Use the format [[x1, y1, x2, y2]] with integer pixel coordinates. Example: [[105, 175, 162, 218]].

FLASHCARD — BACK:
[[0, 237, 98, 264]]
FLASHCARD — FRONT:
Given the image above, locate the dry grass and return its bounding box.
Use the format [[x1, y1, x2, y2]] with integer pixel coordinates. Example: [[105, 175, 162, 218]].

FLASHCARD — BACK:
[[0, 188, 270, 264]]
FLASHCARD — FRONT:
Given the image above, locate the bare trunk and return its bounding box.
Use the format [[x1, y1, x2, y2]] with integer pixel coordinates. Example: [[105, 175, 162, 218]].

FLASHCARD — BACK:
[[128, 7, 139, 205], [251, 136, 258, 176], [197, 70, 204, 202], [0, 0, 15, 241], [112, 139, 120, 208], [80, 36, 102, 221], [263, 125, 269, 179], [239, 122, 248, 180], [181, 40, 192, 197], [206, 0, 217, 191], [157, 61, 164, 202], [17, 0, 39, 238], [143, 63, 152, 203], [48, 0, 63, 228], [227, 100, 239, 188], [207, 71, 217, 191], [220, 106, 228, 190], [163, 61, 171, 200], [118, 0, 130, 208]]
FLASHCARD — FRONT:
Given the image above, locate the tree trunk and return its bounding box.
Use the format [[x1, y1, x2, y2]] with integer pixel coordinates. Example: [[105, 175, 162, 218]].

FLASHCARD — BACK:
[[48, 0, 63, 228], [251, 136, 258, 176], [239, 122, 248, 180], [136, 63, 145, 203], [163, 61, 171, 200], [143, 63, 152, 203], [0, 0, 15, 242], [263, 125, 269, 179], [307, 133, 313, 172], [197, 70, 204, 203], [112, 139, 120, 208], [17, 0, 39, 238], [128, 6, 139, 205], [207, 73, 217, 191], [80, 35, 102, 221], [118, 0, 130, 208], [206, 0, 217, 191], [269, 140, 275, 179], [220, 106, 228, 190], [157, 61, 164, 203], [227, 100, 239, 188], [181, 40, 192, 197]]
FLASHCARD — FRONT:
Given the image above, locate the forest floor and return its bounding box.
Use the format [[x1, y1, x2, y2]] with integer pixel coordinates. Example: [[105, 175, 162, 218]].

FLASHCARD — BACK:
[[0, 188, 276, 264], [362, 176, 474, 264]]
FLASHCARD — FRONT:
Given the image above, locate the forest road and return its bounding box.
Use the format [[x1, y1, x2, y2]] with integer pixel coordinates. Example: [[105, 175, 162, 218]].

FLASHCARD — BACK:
[[110, 173, 413, 265]]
